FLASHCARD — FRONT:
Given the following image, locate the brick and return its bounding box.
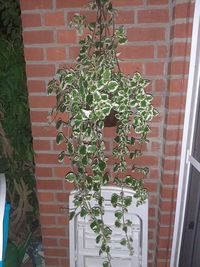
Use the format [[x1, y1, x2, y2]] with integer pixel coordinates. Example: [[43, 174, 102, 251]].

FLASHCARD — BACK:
[[55, 167, 70, 177], [146, 62, 164, 76], [166, 112, 184, 125], [56, 192, 68, 202], [32, 125, 57, 137], [162, 173, 178, 185], [160, 187, 177, 199], [56, 0, 89, 8], [147, 0, 168, 4], [160, 214, 175, 225], [152, 113, 162, 123], [130, 155, 158, 166], [157, 262, 169, 267], [44, 12, 65, 26], [149, 207, 156, 216], [69, 46, 80, 60], [145, 82, 153, 92], [26, 64, 55, 77], [34, 153, 59, 164], [60, 258, 70, 267], [151, 141, 161, 153], [40, 204, 63, 214], [33, 140, 51, 151], [42, 227, 66, 236], [116, 10, 134, 24], [148, 127, 159, 138], [155, 79, 166, 92], [144, 182, 158, 192], [27, 80, 46, 93], [149, 195, 159, 205], [112, 0, 143, 6], [21, 14, 41, 28], [35, 167, 52, 177], [127, 28, 165, 42], [157, 249, 169, 258], [163, 158, 180, 171], [37, 180, 63, 190], [46, 47, 66, 61], [64, 180, 75, 191], [38, 192, 55, 202], [172, 23, 193, 38], [119, 62, 143, 75], [20, 0, 52, 10], [40, 215, 56, 225], [174, 3, 194, 19], [103, 127, 117, 137], [44, 258, 59, 266], [164, 128, 183, 141], [119, 46, 154, 59], [148, 231, 154, 240], [29, 95, 55, 108], [148, 219, 156, 228], [151, 96, 162, 108], [57, 216, 69, 225], [149, 242, 155, 251], [24, 47, 44, 61], [30, 110, 49, 123], [169, 61, 189, 75], [23, 30, 53, 44], [157, 45, 168, 58], [51, 112, 69, 122], [160, 200, 176, 212], [171, 42, 191, 57], [138, 9, 169, 23], [45, 248, 67, 257], [42, 237, 58, 246], [59, 238, 69, 247], [169, 78, 188, 93], [53, 140, 66, 151], [167, 95, 186, 109], [57, 29, 77, 44], [158, 239, 172, 249]]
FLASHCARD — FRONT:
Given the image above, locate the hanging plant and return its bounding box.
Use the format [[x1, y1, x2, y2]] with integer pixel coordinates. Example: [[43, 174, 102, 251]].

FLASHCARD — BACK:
[[48, 0, 158, 266]]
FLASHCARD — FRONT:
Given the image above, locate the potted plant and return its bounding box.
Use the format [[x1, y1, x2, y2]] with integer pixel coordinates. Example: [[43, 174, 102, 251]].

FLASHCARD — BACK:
[[48, 0, 158, 266]]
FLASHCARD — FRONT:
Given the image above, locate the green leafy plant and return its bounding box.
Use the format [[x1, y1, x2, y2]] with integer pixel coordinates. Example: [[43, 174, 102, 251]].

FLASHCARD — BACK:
[[0, 36, 38, 243], [0, 0, 38, 244], [48, 0, 158, 266], [0, 0, 22, 45]]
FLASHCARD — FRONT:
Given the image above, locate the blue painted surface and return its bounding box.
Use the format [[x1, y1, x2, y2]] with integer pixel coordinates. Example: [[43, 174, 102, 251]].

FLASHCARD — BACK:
[[0, 203, 10, 267]]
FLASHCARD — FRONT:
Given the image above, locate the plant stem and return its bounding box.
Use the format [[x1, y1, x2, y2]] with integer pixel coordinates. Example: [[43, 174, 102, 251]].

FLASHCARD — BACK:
[[82, 196, 112, 266]]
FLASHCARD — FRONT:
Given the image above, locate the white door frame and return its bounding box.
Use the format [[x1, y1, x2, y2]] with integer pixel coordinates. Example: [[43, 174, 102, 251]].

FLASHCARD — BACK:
[[170, 1, 200, 266]]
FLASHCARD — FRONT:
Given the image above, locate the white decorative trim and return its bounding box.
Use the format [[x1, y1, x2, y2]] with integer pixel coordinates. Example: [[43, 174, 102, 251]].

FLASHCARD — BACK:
[[170, 0, 200, 266]]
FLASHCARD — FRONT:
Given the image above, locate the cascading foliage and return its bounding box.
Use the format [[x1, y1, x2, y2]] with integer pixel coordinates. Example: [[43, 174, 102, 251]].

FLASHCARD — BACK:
[[48, 0, 158, 266]]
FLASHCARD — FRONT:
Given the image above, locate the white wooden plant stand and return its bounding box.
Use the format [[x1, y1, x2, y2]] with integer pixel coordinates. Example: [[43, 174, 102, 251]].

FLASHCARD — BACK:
[[69, 186, 148, 267]]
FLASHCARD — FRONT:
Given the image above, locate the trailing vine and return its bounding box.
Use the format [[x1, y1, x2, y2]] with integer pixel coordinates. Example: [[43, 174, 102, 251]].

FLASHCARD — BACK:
[[48, 0, 158, 266]]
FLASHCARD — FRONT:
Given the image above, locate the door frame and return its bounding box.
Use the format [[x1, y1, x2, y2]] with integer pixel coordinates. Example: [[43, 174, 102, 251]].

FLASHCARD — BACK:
[[170, 1, 200, 266]]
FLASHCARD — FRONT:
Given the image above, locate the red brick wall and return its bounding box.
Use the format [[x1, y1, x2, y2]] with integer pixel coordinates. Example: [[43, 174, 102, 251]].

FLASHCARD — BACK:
[[155, 2, 194, 267], [20, 0, 194, 266]]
